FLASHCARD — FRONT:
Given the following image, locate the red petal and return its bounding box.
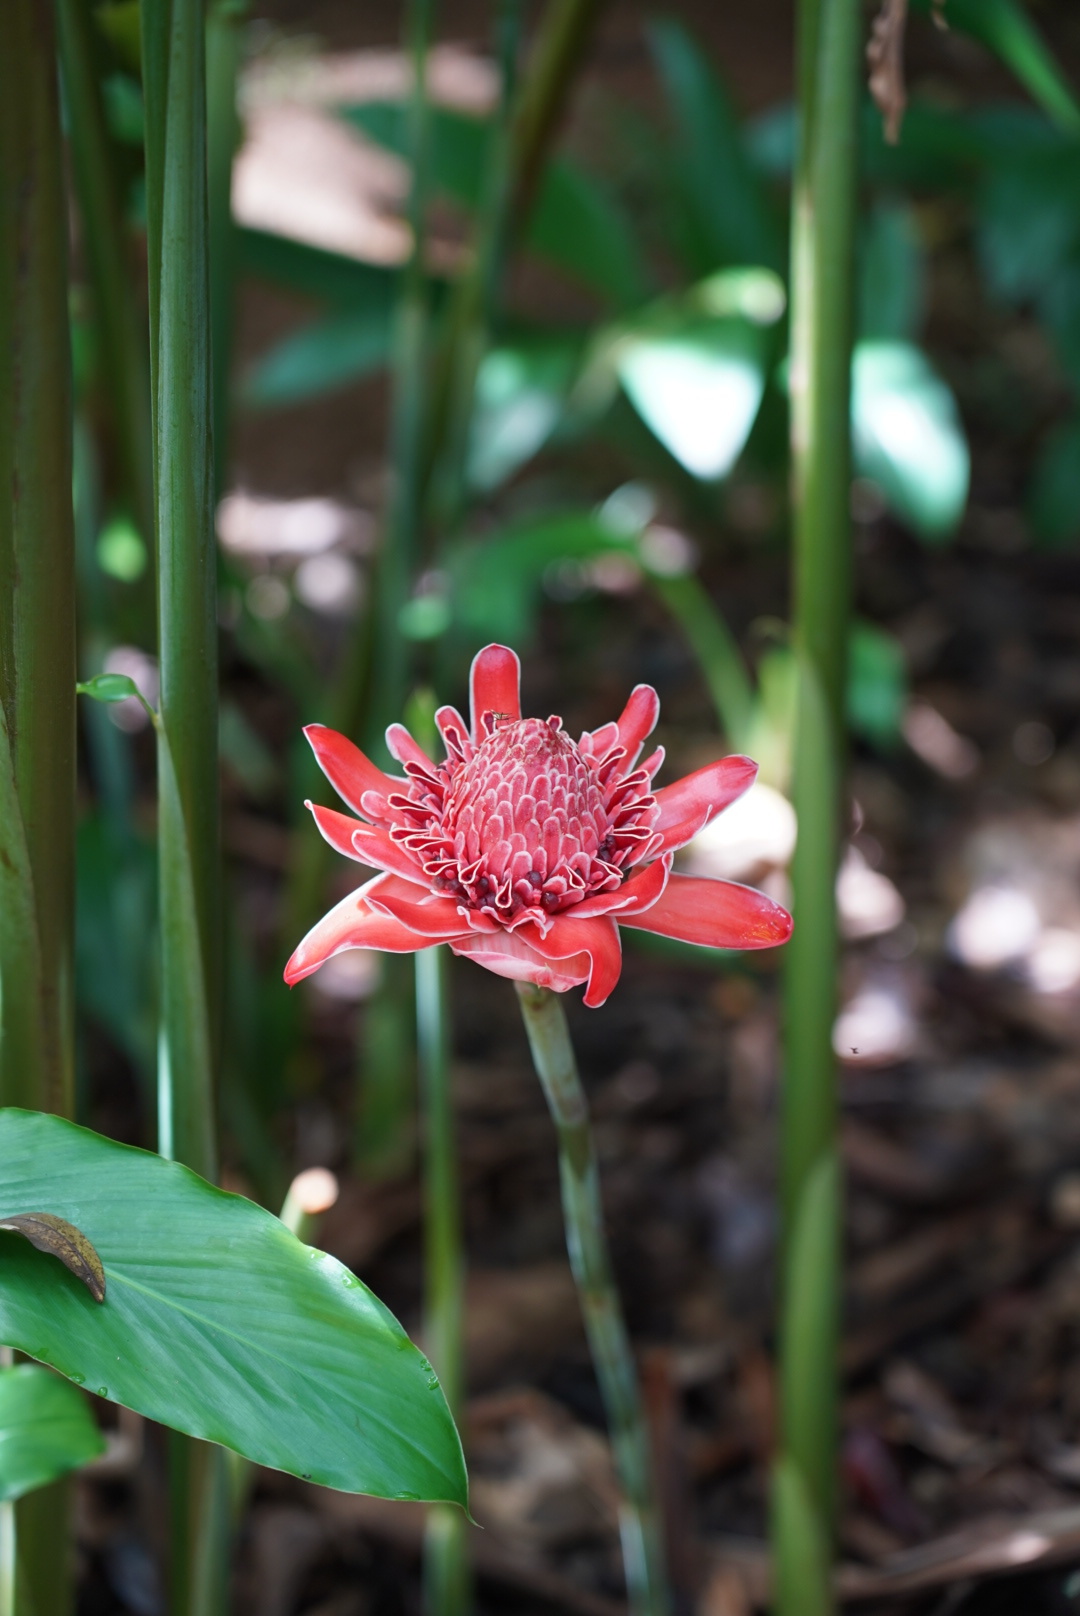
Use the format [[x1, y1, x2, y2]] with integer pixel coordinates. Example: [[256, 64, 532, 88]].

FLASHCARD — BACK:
[[449, 927, 589, 992], [349, 822, 429, 885], [615, 685, 659, 768], [304, 725, 402, 818], [528, 914, 622, 1008], [385, 723, 434, 772], [284, 879, 428, 984], [621, 873, 792, 950], [470, 645, 521, 740], [653, 756, 758, 855], [309, 803, 371, 864], [569, 855, 671, 919], [366, 881, 470, 939]]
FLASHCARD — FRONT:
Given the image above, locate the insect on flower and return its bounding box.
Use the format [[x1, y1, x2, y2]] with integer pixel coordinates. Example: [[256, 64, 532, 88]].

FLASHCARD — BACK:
[[285, 645, 792, 1005]]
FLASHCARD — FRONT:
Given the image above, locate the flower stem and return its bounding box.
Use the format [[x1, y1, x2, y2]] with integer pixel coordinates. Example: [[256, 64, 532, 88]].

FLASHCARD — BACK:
[[514, 983, 671, 1616], [417, 946, 470, 1615], [774, 0, 861, 1606]]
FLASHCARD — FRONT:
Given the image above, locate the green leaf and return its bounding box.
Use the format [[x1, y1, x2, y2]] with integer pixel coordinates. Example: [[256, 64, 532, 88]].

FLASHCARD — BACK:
[[911, 0, 1080, 135], [858, 202, 925, 342], [852, 341, 969, 540], [345, 103, 647, 308], [648, 19, 783, 274], [468, 338, 580, 491], [238, 227, 402, 309], [450, 510, 629, 644], [244, 309, 395, 407], [0, 1108, 467, 1505], [0, 1364, 104, 1502], [76, 672, 144, 706], [847, 621, 907, 747], [1030, 414, 1080, 548], [617, 319, 769, 481]]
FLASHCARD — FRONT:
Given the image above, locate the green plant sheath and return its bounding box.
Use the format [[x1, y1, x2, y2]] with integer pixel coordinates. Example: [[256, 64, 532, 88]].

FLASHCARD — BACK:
[[775, 0, 861, 1604], [0, 6, 78, 1613], [515, 984, 671, 1616]]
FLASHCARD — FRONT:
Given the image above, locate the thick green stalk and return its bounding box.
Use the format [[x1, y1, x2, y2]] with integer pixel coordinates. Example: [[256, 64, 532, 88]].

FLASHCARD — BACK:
[[0, 7, 78, 1614], [206, 0, 246, 498], [774, 0, 861, 1606], [417, 947, 470, 1616], [57, 0, 154, 550], [515, 984, 670, 1616], [0, 0, 77, 1123], [142, 3, 226, 1611]]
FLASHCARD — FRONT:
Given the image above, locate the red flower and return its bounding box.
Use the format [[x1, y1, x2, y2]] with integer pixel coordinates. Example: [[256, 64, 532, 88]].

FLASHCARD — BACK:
[[285, 645, 792, 1007]]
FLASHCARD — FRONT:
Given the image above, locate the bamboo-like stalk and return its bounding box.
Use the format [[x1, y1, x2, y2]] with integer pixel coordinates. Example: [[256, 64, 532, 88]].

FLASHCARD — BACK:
[[206, 0, 245, 499], [515, 984, 670, 1616], [0, 7, 78, 1614], [417, 946, 470, 1616], [773, 0, 861, 1607], [141, 2, 226, 1610], [57, 0, 155, 552]]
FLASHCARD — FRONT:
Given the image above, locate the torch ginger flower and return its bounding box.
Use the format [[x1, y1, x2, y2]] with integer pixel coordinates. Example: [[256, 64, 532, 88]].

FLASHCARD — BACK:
[[285, 645, 792, 1005]]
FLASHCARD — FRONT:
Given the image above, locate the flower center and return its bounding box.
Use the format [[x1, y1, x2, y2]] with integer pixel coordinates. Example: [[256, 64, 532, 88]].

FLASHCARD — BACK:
[[393, 715, 659, 930]]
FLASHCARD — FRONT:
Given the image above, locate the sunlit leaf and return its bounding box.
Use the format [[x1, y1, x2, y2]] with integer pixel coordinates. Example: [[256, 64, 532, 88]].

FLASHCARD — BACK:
[[0, 1364, 104, 1503], [468, 339, 580, 491], [852, 341, 969, 540], [0, 1108, 467, 1505], [617, 320, 768, 481]]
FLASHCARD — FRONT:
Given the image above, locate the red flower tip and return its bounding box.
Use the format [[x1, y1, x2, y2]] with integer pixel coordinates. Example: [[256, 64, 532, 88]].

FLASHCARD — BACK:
[[287, 649, 791, 1002]]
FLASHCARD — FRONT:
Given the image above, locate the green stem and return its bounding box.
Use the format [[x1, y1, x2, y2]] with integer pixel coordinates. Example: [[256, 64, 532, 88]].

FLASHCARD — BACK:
[[774, 0, 860, 1605], [515, 984, 670, 1616], [417, 946, 470, 1615], [649, 573, 755, 754], [206, 0, 246, 499], [142, 2, 226, 1610], [57, 0, 155, 550]]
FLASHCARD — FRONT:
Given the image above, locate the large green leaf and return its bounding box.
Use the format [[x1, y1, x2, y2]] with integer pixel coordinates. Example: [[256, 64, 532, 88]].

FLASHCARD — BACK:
[[238, 227, 401, 308], [0, 1109, 467, 1505], [910, 0, 1080, 135], [345, 103, 647, 308], [468, 337, 581, 491], [648, 19, 783, 275], [617, 319, 769, 481], [851, 341, 969, 541], [0, 1364, 104, 1502]]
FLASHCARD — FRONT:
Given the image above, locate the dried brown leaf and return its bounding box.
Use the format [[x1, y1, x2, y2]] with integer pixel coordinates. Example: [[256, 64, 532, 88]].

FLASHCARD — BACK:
[[0, 1211, 106, 1302], [868, 0, 909, 145]]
